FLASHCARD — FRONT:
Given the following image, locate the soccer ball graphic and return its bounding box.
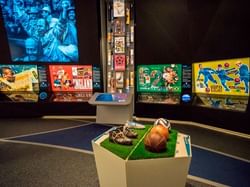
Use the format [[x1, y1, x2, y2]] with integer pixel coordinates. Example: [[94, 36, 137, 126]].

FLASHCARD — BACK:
[[154, 118, 171, 132]]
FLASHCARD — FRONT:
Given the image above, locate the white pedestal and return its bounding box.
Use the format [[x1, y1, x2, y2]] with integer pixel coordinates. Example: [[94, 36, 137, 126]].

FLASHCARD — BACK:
[[92, 132, 192, 187], [88, 92, 133, 124]]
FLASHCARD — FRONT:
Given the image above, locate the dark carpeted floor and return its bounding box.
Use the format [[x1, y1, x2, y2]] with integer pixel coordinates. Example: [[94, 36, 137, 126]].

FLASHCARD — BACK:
[[0, 142, 99, 187], [0, 117, 249, 187], [0, 142, 214, 187]]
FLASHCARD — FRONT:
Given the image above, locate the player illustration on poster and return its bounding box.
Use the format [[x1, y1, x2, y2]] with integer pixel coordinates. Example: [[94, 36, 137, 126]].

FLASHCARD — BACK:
[[235, 61, 249, 93], [163, 66, 179, 91], [193, 58, 250, 96], [0, 0, 79, 62], [215, 64, 234, 92], [196, 64, 217, 89]]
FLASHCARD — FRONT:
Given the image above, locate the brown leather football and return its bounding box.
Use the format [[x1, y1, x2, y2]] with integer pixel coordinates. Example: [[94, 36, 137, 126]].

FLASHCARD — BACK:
[[144, 131, 167, 153], [150, 125, 169, 140]]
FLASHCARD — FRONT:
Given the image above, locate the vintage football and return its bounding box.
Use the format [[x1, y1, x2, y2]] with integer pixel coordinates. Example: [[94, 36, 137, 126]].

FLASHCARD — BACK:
[[154, 118, 171, 132], [150, 125, 169, 140], [144, 131, 167, 153]]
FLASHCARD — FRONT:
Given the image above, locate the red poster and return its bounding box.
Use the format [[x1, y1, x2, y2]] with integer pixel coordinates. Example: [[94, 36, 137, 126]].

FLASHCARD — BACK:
[[49, 65, 92, 92], [114, 55, 126, 71]]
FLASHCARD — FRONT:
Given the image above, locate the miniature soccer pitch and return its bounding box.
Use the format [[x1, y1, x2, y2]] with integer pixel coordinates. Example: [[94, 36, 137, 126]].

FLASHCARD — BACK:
[[100, 125, 178, 160]]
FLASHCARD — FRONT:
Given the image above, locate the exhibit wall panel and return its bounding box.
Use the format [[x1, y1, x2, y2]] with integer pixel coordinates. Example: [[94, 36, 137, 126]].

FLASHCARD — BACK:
[[134, 0, 250, 134], [0, 0, 102, 117]]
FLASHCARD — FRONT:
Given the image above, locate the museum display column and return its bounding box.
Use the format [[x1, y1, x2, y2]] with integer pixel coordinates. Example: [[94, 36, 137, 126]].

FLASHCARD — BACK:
[[105, 0, 135, 94]]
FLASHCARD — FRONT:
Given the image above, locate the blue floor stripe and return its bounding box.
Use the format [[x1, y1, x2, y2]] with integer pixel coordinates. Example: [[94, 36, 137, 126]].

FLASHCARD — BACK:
[[11, 123, 111, 151], [190, 146, 250, 187], [10, 124, 250, 186]]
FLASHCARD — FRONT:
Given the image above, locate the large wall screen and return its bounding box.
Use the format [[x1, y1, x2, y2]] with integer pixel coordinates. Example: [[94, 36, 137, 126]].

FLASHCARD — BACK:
[[1, 0, 78, 62]]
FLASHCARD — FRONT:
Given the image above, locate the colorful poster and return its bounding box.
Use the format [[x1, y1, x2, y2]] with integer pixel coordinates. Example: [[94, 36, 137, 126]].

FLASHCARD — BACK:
[[114, 55, 126, 71], [116, 72, 124, 88], [0, 65, 39, 102], [114, 37, 125, 53], [49, 65, 92, 92], [114, 19, 125, 35], [113, 0, 125, 17], [137, 64, 182, 93], [0, 65, 39, 92], [193, 58, 249, 96]]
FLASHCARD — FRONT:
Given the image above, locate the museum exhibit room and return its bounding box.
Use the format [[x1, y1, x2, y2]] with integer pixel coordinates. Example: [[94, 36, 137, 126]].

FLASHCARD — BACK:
[[0, 0, 249, 186]]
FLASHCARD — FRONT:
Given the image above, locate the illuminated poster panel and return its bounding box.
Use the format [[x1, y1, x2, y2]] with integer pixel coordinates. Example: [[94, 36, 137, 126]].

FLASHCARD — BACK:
[[137, 64, 182, 93], [0, 64, 39, 101], [193, 58, 249, 96], [49, 65, 92, 92], [0, 0, 78, 62]]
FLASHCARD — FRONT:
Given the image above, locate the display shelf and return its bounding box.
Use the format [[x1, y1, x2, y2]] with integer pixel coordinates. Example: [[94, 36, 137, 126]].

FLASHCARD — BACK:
[[106, 0, 135, 94]]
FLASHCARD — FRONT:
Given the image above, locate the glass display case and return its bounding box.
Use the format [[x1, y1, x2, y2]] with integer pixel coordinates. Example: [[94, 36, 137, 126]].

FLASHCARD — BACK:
[[105, 0, 135, 93]]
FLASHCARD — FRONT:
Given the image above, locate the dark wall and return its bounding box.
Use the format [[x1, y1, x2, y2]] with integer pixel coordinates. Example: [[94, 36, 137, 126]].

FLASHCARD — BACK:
[[135, 0, 250, 64], [135, 0, 250, 133], [75, 0, 101, 66], [0, 0, 101, 117], [188, 0, 250, 61], [135, 0, 191, 64]]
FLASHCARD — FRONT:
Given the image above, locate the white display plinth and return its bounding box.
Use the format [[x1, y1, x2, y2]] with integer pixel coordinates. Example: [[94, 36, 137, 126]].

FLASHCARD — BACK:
[[92, 132, 192, 187], [88, 92, 133, 124]]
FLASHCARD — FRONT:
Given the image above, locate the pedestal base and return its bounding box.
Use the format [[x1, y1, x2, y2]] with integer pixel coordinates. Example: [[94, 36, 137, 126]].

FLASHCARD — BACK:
[[92, 132, 192, 187], [88, 92, 133, 124]]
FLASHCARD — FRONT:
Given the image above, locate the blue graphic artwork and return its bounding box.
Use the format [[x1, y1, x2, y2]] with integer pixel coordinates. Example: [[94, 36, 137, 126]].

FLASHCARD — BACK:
[[215, 65, 234, 92], [197, 64, 217, 88], [235, 62, 249, 93], [0, 0, 78, 62]]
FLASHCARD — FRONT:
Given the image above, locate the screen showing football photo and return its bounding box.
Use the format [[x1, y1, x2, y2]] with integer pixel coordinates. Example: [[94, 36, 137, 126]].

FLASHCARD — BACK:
[[0, 0, 78, 62]]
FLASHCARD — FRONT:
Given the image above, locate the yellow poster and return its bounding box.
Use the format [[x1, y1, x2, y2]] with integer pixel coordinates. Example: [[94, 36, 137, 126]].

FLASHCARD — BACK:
[[193, 57, 249, 96], [0, 67, 39, 92]]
